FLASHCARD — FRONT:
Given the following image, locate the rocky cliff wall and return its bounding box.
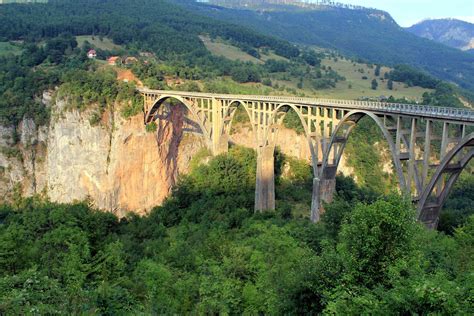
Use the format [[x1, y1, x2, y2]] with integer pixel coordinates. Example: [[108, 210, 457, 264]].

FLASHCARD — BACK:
[[0, 95, 206, 216], [0, 94, 357, 215]]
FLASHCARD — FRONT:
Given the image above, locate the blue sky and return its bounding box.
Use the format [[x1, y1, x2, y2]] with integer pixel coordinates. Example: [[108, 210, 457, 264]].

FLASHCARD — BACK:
[[327, 0, 474, 26]]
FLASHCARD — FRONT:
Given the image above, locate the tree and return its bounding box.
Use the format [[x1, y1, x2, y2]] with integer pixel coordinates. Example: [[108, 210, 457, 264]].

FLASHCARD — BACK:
[[374, 64, 381, 77], [371, 78, 378, 90], [338, 195, 418, 287], [297, 78, 304, 89], [387, 79, 393, 90]]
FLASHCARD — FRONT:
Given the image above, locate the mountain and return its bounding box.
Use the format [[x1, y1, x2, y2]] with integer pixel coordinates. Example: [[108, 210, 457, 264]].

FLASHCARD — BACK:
[[407, 19, 474, 51], [179, 0, 474, 92]]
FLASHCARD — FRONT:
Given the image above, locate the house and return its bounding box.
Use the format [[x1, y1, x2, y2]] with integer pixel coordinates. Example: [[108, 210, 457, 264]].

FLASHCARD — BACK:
[[107, 56, 120, 66], [123, 56, 138, 65], [139, 52, 154, 58], [87, 49, 97, 59]]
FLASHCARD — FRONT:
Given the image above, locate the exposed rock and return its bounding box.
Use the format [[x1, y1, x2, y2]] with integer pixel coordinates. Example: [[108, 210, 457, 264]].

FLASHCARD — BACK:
[[0, 95, 366, 215], [40, 103, 206, 216], [0, 125, 14, 147]]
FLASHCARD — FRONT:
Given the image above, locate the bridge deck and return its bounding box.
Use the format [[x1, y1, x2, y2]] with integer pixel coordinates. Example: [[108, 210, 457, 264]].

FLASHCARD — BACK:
[[139, 88, 474, 124]]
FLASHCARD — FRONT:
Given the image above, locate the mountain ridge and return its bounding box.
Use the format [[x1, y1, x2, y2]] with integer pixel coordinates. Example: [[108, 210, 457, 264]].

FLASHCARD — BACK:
[[180, 1, 474, 93], [407, 18, 474, 51]]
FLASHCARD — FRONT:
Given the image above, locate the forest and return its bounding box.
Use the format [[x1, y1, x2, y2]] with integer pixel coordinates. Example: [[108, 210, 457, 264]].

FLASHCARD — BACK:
[[0, 1, 473, 313], [1, 147, 473, 314]]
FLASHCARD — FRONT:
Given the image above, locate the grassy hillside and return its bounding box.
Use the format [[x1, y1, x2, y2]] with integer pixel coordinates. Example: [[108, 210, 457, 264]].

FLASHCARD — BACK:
[[182, 1, 474, 93], [75, 36, 122, 51], [320, 57, 431, 100], [0, 41, 21, 56], [200, 36, 262, 63], [198, 36, 429, 100]]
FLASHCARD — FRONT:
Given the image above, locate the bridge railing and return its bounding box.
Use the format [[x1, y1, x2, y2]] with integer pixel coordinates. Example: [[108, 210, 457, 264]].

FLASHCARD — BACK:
[[139, 89, 474, 123]]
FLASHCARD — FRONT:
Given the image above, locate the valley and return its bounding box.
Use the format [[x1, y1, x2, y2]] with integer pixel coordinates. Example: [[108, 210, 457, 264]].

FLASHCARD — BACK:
[[0, 0, 473, 314]]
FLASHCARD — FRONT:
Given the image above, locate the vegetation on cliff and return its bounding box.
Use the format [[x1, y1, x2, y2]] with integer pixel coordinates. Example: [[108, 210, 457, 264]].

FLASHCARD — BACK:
[[1, 149, 473, 314]]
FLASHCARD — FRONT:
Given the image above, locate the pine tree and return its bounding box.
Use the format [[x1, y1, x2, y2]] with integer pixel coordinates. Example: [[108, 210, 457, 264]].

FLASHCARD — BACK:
[[371, 79, 378, 90], [387, 79, 393, 90]]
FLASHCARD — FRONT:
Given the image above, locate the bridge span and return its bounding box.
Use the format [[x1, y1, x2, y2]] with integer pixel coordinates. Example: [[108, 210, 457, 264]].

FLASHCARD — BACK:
[[140, 88, 474, 228]]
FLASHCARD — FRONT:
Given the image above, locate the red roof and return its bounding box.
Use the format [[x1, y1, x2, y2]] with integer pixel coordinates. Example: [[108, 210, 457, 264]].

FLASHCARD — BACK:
[[88, 49, 97, 54]]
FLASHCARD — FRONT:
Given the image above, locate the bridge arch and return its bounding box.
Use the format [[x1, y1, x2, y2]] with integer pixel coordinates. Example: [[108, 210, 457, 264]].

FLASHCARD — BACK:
[[145, 95, 212, 143], [319, 110, 407, 194], [418, 133, 474, 228], [265, 103, 320, 175], [253, 103, 320, 212], [220, 100, 258, 146]]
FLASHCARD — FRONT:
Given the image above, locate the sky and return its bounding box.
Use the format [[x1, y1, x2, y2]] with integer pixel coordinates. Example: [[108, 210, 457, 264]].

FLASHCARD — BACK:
[[326, 0, 474, 27]]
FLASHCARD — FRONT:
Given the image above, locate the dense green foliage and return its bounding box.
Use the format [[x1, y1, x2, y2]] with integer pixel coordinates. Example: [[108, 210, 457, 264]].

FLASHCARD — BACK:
[[0, 35, 80, 126], [0, 35, 141, 127], [184, 1, 474, 92], [386, 64, 440, 89], [439, 173, 474, 234], [344, 118, 398, 194], [0, 0, 347, 127], [0, 2, 472, 312], [0, 0, 298, 59], [1, 150, 473, 314]]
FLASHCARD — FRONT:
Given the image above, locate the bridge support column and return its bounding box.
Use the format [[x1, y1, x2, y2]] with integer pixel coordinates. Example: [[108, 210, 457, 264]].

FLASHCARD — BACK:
[[311, 178, 321, 222], [212, 134, 229, 155], [255, 145, 275, 211], [211, 97, 229, 155], [320, 177, 336, 204], [310, 177, 336, 223]]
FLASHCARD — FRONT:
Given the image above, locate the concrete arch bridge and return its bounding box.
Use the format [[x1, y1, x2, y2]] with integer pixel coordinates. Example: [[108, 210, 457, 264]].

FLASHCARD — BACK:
[[140, 88, 474, 228]]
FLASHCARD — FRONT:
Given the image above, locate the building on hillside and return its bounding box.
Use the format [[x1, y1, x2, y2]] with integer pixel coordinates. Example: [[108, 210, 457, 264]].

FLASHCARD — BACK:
[[107, 56, 120, 66], [87, 49, 97, 59], [123, 56, 138, 65], [139, 52, 155, 58]]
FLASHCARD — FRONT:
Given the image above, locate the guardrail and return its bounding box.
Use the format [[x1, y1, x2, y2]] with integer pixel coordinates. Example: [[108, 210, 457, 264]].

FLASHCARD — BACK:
[[139, 89, 474, 123]]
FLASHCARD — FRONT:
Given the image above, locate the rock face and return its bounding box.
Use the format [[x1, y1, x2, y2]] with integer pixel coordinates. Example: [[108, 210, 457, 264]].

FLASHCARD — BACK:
[[0, 96, 206, 216], [0, 94, 356, 215], [407, 19, 474, 51]]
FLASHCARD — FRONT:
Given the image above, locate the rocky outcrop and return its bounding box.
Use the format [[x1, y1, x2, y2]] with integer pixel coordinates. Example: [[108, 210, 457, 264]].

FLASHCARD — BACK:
[[1, 94, 358, 215], [0, 96, 205, 216]]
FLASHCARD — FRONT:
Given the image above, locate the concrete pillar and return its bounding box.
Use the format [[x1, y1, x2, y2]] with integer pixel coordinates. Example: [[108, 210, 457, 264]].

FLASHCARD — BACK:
[[213, 134, 229, 155], [211, 97, 229, 155], [255, 145, 275, 211], [320, 177, 336, 205], [310, 177, 321, 222]]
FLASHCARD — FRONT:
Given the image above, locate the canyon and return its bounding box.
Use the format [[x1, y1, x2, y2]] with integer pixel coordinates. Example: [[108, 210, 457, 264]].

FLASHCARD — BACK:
[[0, 93, 358, 216]]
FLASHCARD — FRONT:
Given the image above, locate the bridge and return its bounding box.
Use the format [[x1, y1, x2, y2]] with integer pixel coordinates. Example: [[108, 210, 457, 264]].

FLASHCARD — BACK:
[[139, 88, 474, 228]]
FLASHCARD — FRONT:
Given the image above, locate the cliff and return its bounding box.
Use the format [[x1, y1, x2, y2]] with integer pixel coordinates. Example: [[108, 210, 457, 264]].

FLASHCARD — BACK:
[[0, 93, 358, 215], [0, 94, 205, 216]]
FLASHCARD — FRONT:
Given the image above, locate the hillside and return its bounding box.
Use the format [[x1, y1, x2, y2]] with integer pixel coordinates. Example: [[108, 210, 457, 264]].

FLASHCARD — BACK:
[[181, 0, 474, 92], [0, 0, 473, 314], [407, 19, 474, 51]]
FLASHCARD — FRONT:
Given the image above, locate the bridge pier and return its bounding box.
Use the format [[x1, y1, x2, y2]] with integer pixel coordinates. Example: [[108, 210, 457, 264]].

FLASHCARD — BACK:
[[310, 177, 337, 222], [255, 145, 275, 211], [320, 178, 337, 205], [311, 178, 321, 222], [212, 134, 229, 155]]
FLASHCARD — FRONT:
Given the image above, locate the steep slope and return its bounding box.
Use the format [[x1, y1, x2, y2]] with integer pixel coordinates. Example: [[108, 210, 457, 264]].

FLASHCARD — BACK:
[[407, 19, 474, 51], [181, 1, 474, 92]]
